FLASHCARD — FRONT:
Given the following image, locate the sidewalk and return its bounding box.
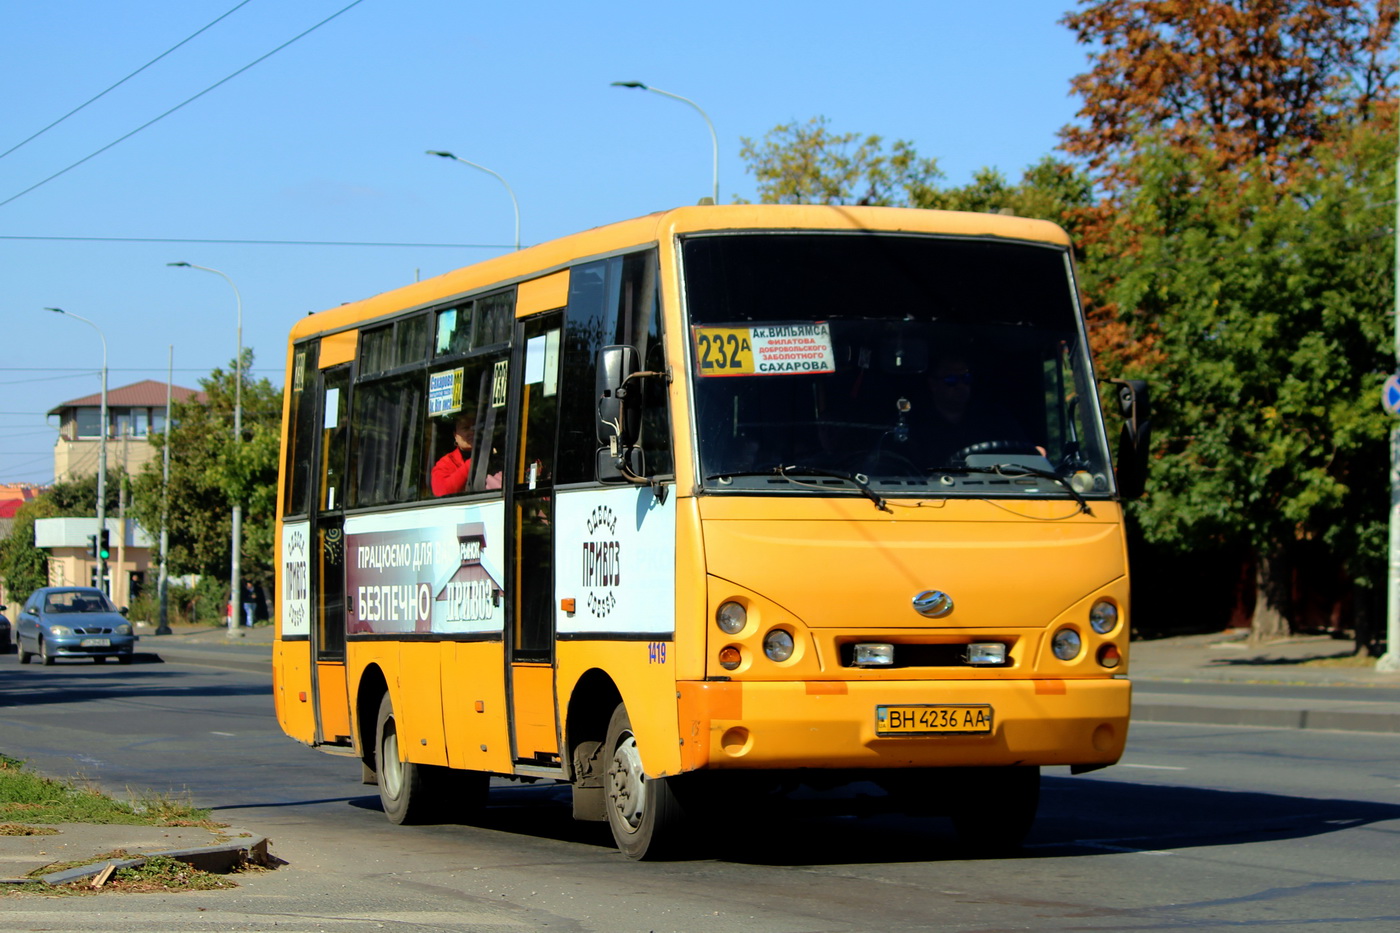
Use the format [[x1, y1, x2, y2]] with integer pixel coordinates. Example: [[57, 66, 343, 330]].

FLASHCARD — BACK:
[[1130, 630, 1400, 733]]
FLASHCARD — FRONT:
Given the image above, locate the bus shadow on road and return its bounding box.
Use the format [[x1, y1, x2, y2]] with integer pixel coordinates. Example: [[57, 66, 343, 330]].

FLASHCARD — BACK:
[[345, 773, 1400, 865]]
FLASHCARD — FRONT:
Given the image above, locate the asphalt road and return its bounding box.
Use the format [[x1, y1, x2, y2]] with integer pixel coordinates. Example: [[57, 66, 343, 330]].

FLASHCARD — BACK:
[[2, 652, 1399, 931]]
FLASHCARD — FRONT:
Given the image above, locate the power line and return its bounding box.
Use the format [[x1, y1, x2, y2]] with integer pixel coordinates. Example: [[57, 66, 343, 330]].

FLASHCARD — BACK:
[[0, 1, 254, 162], [0, 235, 508, 249], [0, 0, 368, 210], [0, 367, 280, 372]]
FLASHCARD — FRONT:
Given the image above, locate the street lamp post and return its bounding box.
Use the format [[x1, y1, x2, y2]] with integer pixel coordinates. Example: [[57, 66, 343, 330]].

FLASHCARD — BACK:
[[156, 345, 174, 636], [425, 151, 521, 250], [46, 307, 108, 595], [168, 262, 243, 638], [1382, 132, 1400, 672], [611, 81, 719, 205]]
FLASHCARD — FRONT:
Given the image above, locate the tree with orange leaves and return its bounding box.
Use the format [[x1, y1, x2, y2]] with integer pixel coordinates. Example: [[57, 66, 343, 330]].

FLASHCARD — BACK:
[[1061, 0, 1396, 183], [1064, 2, 1400, 645]]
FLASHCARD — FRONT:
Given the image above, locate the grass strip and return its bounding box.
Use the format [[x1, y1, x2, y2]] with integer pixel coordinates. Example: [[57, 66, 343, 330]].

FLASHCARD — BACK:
[[0, 753, 220, 828]]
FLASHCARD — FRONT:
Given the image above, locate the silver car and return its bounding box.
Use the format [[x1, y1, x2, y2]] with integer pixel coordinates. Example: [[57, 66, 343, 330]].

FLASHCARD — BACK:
[[16, 587, 136, 665]]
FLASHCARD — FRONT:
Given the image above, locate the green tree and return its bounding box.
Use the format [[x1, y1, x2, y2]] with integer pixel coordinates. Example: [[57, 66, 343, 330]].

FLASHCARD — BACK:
[[0, 472, 130, 600], [739, 117, 1096, 234], [738, 116, 944, 205], [128, 353, 281, 594], [1085, 117, 1395, 642], [0, 497, 57, 599]]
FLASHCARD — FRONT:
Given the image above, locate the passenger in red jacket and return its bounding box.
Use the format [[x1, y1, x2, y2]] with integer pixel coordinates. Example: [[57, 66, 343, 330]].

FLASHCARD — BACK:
[[431, 413, 475, 496]]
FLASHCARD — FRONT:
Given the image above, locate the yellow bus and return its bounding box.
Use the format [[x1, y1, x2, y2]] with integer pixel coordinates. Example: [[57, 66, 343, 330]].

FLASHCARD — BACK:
[[273, 204, 1149, 859]]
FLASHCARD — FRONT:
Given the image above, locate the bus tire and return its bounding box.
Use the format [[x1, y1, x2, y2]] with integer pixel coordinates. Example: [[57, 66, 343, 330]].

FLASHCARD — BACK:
[[603, 703, 685, 860], [374, 693, 432, 825], [950, 765, 1040, 856]]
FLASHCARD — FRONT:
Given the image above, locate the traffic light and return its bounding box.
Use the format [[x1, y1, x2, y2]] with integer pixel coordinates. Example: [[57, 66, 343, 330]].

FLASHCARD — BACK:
[[98, 529, 110, 561], [85, 534, 97, 559]]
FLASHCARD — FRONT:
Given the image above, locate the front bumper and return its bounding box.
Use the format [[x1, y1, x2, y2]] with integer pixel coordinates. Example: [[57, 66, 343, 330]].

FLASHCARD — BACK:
[[677, 677, 1130, 772], [48, 638, 136, 658]]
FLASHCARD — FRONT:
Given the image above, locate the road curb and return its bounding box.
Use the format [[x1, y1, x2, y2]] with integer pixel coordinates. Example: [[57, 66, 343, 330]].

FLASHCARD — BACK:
[[26, 836, 273, 887]]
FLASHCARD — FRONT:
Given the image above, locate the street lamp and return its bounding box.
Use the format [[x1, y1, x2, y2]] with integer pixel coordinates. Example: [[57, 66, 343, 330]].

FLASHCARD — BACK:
[[167, 261, 244, 638], [611, 81, 719, 205], [425, 150, 521, 250], [156, 345, 174, 636], [46, 307, 108, 595]]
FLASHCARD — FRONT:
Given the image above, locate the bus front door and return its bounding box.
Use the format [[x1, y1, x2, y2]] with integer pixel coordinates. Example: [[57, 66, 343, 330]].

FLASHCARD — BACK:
[[507, 312, 562, 767], [311, 363, 352, 746]]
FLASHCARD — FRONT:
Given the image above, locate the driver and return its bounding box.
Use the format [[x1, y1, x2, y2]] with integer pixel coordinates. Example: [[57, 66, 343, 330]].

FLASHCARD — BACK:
[[908, 355, 1034, 467]]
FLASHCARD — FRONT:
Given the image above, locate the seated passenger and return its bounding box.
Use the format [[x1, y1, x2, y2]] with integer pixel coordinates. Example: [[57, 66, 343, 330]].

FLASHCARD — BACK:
[[431, 413, 476, 497]]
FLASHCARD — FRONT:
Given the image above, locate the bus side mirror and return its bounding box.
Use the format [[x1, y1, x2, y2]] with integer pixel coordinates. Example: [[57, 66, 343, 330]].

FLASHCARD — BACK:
[[1108, 379, 1150, 499], [597, 345, 641, 449]]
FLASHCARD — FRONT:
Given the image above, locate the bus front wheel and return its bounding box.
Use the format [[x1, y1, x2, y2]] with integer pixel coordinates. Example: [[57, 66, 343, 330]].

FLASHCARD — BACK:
[[949, 765, 1040, 856], [603, 704, 685, 860]]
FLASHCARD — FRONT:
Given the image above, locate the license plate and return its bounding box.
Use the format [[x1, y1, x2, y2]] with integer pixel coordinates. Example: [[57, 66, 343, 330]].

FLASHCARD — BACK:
[[80, 637, 111, 647], [876, 704, 993, 735]]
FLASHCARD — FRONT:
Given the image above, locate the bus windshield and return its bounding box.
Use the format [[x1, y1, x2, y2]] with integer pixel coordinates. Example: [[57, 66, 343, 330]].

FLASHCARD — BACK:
[[683, 231, 1114, 501]]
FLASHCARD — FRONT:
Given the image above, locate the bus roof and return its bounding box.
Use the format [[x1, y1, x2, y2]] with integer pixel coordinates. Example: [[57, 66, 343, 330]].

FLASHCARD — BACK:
[[289, 205, 1072, 341]]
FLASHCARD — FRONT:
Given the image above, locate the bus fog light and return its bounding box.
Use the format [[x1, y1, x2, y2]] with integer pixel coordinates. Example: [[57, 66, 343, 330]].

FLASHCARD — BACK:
[[1051, 627, 1082, 661], [853, 643, 894, 666], [718, 646, 742, 670], [1098, 644, 1122, 669], [716, 601, 746, 635], [763, 629, 795, 662], [965, 642, 1006, 665], [1089, 600, 1118, 634]]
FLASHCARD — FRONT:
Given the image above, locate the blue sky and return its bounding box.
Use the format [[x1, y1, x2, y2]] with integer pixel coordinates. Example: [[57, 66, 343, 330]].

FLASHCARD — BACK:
[[0, 0, 1091, 485]]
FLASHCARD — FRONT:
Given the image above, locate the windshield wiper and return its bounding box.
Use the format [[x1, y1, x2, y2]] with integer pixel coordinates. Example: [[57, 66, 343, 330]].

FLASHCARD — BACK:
[[936, 464, 1094, 515], [705, 465, 891, 513]]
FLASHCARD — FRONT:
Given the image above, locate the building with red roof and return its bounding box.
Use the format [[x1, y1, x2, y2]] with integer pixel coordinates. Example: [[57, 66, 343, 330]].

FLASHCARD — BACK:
[[48, 380, 204, 483]]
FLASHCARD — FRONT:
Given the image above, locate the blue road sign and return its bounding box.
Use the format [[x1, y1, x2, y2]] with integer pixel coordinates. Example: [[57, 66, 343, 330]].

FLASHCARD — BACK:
[[1383, 373, 1400, 415]]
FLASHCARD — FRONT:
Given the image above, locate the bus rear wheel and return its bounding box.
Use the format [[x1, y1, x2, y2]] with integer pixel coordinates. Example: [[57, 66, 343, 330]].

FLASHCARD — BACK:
[[603, 704, 686, 860], [373, 693, 487, 825], [374, 693, 432, 825]]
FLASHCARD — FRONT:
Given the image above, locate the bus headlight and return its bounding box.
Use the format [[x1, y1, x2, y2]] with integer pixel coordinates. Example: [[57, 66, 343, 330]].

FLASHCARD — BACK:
[[1089, 600, 1118, 634], [763, 629, 795, 662], [853, 643, 894, 666], [965, 642, 1007, 665], [716, 601, 746, 635], [1051, 627, 1082, 661]]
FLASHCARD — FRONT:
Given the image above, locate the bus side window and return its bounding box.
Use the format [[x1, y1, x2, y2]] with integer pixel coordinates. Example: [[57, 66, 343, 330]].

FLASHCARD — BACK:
[[557, 249, 671, 485], [423, 352, 509, 499], [349, 373, 425, 507], [283, 343, 319, 516]]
